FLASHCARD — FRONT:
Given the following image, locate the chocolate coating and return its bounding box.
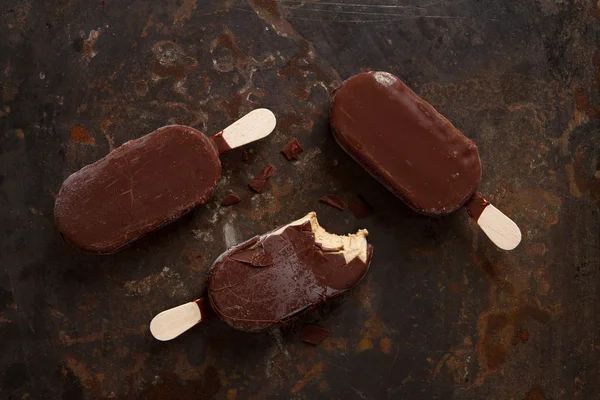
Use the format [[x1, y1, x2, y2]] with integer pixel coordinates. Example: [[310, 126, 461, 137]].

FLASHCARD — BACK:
[[330, 71, 481, 216], [464, 192, 490, 220], [208, 216, 372, 332], [209, 131, 232, 154], [55, 125, 221, 253]]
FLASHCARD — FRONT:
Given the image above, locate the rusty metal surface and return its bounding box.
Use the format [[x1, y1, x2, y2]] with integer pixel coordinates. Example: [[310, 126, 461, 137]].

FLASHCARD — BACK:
[[1, 0, 599, 398]]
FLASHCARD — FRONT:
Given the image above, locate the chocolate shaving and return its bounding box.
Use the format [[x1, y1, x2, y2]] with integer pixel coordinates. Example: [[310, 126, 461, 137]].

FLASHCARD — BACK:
[[221, 193, 241, 206], [301, 324, 330, 346], [249, 164, 275, 193], [230, 246, 273, 267], [464, 192, 489, 220], [209, 131, 232, 154], [281, 138, 304, 161], [319, 194, 346, 211], [350, 196, 373, 219]]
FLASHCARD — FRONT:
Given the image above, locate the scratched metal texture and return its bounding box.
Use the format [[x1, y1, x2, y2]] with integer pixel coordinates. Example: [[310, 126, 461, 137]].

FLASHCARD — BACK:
[[1, 0, 599, 399]]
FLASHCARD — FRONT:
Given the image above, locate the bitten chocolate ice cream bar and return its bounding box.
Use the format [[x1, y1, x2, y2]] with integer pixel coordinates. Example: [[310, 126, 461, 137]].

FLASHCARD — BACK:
[[150, 212, 372, 340]]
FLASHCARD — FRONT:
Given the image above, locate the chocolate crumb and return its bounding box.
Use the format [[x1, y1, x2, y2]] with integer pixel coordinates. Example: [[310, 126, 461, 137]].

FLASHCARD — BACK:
[[301, 324, 330, 346], [281, 138, 303, 161], [249, 164, 275, 193], [319, 194, 346, 211], [221, 193, 241, 206], [350, 196, 373, 219]]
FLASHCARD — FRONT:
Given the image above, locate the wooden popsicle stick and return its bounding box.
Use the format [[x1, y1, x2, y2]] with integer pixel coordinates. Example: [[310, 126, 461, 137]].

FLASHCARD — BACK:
[[150, 300, 203, 341], [211, 109, 276, 153], [477, 204, 522, 250], [465, 193, 521, 250]]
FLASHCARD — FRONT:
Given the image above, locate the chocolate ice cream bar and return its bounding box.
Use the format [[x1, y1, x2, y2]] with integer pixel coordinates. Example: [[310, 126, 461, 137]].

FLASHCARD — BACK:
[[150, 212, 372, 340], [330, 72, 520, 250], [55, 109, 276, 253]]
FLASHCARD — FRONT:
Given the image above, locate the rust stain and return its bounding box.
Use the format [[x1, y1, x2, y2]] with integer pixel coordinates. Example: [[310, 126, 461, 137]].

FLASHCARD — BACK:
[[355, 338, 373, 353], [15, 128, 24, 139], [574, 88, 597, 118], [590, 176, 600, 209], [218, 94, 243, 120], [179, 249, 207, 273], [134, 80, 149, 97], [477, 303, 550, 372], [379, 337, 392, 354], [2, 83, 19, 102], [524, 386, 548, 400], [152, 41, 197, 86], [173, 0, 197, 26], [566, 162, 583, 198], [433, 347, 473, 383], [100, 114, 117, 150], [565, 151, 588, 198], [502, 188, 561, 236], [128, 368, 221, 400], [64, 358, 103, 397], [595, 49, 600, 88], [555, 107, 589, 156], [6, 1, 31, 29], [70, 125, 96, 145], [567, 149, 600, 209], [59, 331, 103, 346], [0, 105, 10, 118], [536, 0, 560, 15], [142, 15, 167, 37], [449, 282, 460, 294], [318, 380, 330, 392], [517, 329, 529, 343], [209, 27, 269, 118], [77, 293, 100, 312], [141, 15, 154, 37], [475, 258, 516, 296], [361, 315, 384, 340], [290, 361, 324, 393], [226, 388, 237, 400], [478, 313, 511, 370], [210, 27, 249, 75], [470, 212, 554, 382], [321, 337, 347, 353], [574, 376, 585, 396], [278, 40, 341, 101]]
